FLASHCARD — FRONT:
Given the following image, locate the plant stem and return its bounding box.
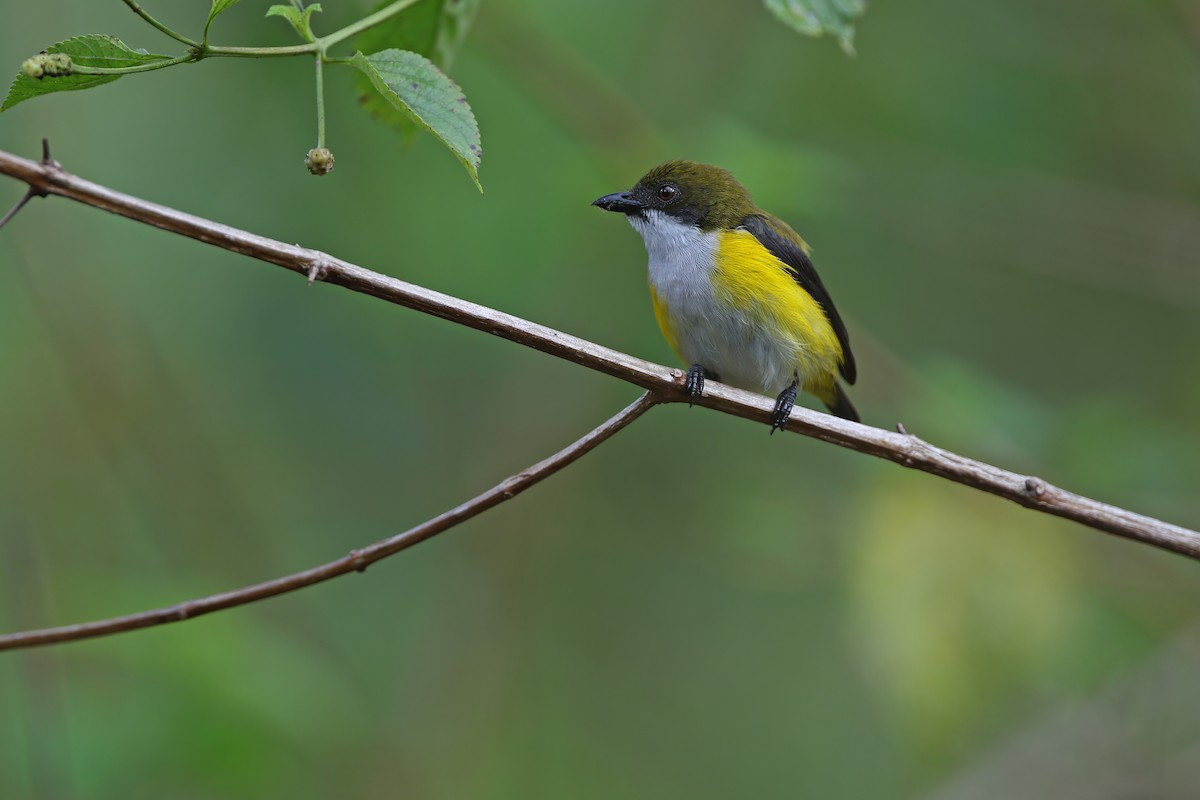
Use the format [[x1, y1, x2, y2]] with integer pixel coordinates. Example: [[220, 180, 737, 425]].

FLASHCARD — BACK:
[[122, 0, 199, 48], [207, 0, 422, 57], [314, 54, 326, 148], [79, 0, 424, 75], [317, 0, 424, 48], [205, 43, 318, 58], [71, 54, 196, 75]]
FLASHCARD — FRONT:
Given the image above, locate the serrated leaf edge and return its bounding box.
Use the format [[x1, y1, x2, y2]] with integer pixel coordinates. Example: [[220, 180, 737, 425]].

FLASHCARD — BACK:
[[350, 49, 482, 191]]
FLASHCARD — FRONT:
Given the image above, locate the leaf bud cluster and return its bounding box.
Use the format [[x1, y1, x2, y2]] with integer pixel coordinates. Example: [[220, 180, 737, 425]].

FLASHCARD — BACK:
[[21, 52, 73, 79], [305, 147, 335, 175]]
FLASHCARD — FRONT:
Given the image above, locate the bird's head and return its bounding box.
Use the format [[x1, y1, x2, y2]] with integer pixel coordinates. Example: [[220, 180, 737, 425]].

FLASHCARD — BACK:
[[592, 160, 756, 233]]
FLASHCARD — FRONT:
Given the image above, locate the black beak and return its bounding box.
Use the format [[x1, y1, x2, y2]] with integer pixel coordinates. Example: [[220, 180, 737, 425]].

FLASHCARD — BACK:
[[592, 191, 645, 214]]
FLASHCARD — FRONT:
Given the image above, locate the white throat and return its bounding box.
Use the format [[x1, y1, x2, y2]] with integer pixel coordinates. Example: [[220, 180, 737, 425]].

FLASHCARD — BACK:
[[627, 209, 718, 293]]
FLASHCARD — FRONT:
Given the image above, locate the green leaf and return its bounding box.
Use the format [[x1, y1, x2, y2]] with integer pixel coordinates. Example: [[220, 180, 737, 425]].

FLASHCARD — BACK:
[[763, 0, 867, 56], [265, 5, 300, 28], [266, 3, 323, 42], [206, 0, 244, 39], [205, 0, 245, 41], [2, 35, 168, 113], [352, 0, 480, 142], [209, 0, 243, 18], [354, 0, 479, 69], [349, 49, 481, 190]]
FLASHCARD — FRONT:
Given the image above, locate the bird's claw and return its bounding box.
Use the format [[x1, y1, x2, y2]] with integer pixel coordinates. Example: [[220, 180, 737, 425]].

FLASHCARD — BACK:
[[770, 383, 798, 435], [685, 364, 705, 406]]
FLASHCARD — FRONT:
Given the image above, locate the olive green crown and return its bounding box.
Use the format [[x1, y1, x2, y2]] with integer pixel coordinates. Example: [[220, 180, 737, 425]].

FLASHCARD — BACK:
[[636, 160, 759, 231]]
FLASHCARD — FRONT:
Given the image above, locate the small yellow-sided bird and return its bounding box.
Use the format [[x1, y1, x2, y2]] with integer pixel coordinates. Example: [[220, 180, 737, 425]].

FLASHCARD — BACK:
[[594, 160, 858, 433]]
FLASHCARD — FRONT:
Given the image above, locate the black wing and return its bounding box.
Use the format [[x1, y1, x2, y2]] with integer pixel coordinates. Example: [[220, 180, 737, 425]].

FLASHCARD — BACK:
[[739, 213, 856, 384]]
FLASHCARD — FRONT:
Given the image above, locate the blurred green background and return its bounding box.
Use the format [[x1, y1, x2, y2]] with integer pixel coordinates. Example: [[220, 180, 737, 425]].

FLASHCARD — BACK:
[[2, 1, 1199, 797]]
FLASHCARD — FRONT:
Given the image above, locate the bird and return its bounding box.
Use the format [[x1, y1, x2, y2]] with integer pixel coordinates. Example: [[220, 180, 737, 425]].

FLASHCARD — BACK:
[[593, 160, 858, 432]]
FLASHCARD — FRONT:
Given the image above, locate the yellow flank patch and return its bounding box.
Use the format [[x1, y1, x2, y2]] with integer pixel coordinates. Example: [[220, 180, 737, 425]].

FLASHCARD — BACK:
[[649, 284, 682, 361], [713, 229, 843, 394]]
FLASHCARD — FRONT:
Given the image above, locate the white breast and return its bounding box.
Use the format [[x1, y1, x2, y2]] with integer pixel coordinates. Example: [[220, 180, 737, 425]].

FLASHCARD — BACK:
[[629, 209, 719, 309]]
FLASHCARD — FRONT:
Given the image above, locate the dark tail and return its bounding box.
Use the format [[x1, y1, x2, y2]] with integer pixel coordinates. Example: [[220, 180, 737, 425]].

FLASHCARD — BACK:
[[824, 383, 860, 423]]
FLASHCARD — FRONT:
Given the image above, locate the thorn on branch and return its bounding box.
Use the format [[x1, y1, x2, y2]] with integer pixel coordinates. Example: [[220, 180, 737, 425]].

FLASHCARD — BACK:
[[896, 422, 908, 435], [0, 140, 59, 231], [41, 138, 60, 170], [0, 189, 36, 231], [306, 256, 330, 286]]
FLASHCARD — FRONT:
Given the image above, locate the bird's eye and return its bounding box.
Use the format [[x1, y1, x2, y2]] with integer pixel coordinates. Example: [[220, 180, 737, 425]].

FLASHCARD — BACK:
[[657, 184, 678, 203]]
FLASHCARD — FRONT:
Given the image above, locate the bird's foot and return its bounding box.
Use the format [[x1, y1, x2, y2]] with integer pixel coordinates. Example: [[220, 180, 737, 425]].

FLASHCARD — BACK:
[[685, 364, 706, 406], [770, 382, 798, 435]]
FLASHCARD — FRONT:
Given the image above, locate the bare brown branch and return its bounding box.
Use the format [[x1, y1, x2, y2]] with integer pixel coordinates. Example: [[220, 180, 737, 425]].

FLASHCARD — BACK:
[[0, 140, 52, 230], [0, 391, 659, 651], [0, 146, 1196, 567]]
